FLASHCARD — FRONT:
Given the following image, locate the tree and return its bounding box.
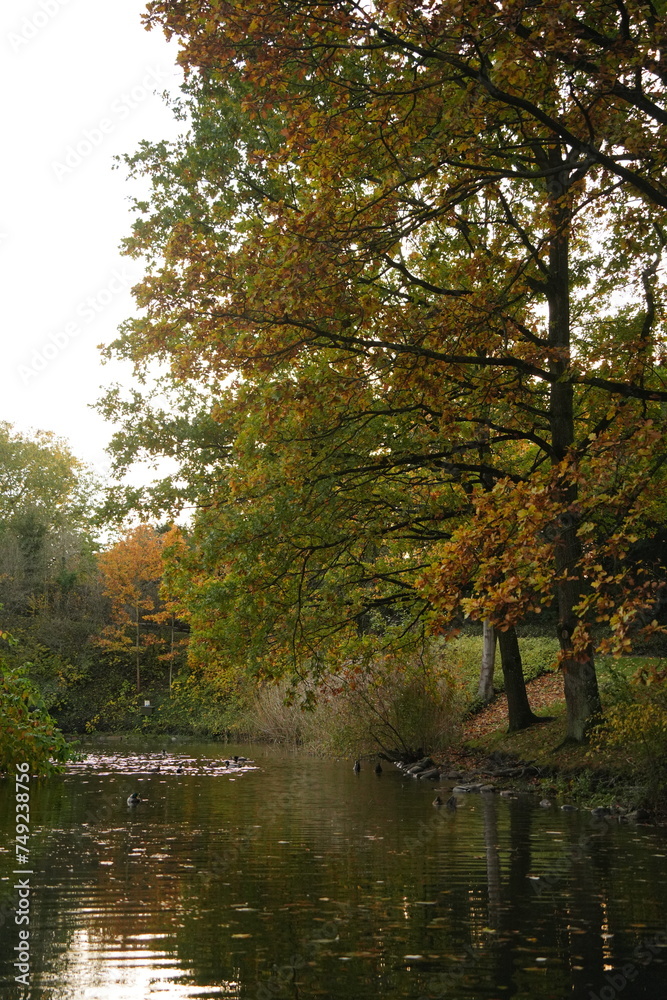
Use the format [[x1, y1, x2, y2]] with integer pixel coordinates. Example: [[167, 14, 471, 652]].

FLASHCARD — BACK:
[[95, 525, 169, 692], [106, 1, 667, 739], [0, 421, 88, 525], [0, 422, 95, 610], [0, 424, 106, 723], [147, 525, 191, 690], [478, 622, 496, 704], [125, 356, 545, 729]]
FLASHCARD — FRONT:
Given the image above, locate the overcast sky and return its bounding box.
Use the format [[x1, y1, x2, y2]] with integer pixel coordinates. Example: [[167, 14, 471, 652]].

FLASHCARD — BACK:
[[1, 0, 184, 479]]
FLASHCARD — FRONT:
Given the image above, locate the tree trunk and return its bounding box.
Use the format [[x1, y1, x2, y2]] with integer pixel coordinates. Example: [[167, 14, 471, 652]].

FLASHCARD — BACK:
[[478, 621, 496, 702], [547, 158, 602, 740], [556, 524, 602, 740], [135, 599, 141, 693], [170, 613, 175, 691], [497, 626, 540, 731]]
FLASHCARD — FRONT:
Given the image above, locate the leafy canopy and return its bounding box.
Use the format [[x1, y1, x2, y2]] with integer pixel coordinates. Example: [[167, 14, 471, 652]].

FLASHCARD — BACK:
[[101, 1, 667, 738]]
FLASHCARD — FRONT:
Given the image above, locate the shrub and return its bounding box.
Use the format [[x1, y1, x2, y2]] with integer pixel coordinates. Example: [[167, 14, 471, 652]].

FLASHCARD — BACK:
[[241, 681, 310, 746], [242, 647, 463, 757], [150, 672, 247, 737], [590, 661, 667, 802], [84, 680, 141, 733], [0, 654, 74, 774]]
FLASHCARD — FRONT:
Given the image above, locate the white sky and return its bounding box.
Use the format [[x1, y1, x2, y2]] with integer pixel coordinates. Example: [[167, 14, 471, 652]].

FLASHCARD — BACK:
[[1, 0, 184, 480]]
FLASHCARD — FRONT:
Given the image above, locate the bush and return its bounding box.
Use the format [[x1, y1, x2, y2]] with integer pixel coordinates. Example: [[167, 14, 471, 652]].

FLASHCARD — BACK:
[[315, 667, 462, 758], [242, 648, 464, 757], [590, 661, 667, 802], [241, 681, 310, 746], [0, 656, 74, 774], [84, 680, 141, 733], [149, 672, 247, 737]]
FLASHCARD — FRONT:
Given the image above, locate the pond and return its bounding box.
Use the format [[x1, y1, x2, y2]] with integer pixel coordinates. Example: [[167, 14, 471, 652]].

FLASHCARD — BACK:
[[1, 740, 666, 999]]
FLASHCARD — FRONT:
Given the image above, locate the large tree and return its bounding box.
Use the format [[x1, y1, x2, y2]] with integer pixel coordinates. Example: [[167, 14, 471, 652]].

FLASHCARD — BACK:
[[0, 422, 97, 612], [106, 0, 667, 739], [0, 422, 87, 523]]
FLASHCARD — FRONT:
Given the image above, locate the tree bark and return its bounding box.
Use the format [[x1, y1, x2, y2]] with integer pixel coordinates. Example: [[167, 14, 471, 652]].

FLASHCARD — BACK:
[[478, 620, 496, 702], [135, 599, 141, 693], [170, 613, 175, 691], [547, 157, 602, 740], [497, 626, 541, 731]]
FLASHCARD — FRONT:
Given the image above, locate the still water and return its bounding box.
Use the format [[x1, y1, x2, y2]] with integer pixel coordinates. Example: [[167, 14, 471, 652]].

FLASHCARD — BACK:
[[1, 741, 666, 1000]]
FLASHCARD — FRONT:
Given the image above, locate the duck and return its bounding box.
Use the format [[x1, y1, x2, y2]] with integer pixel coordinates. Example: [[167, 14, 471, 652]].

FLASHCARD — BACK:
[[374, 762, 383, 774], [433, 795, 443, 807], [353, 759, 361, 773], [127, 792, 141, 807], [445, 795, 457, 810], [176, 766, 183, 774]]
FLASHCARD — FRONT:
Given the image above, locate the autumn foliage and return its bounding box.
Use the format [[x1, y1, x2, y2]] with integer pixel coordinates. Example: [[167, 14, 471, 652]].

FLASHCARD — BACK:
[[100, 1, 667, 740], [95, 525, 186, 692]]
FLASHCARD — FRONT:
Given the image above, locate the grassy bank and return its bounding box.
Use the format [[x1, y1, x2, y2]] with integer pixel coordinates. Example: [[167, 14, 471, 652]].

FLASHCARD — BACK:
[[234, 642, 667, 819], [454, 657, 667, 819], [50, 633, 667, 821]]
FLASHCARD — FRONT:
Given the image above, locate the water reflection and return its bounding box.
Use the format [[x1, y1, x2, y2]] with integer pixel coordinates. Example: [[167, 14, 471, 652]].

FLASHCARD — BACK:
[[0, 742, 666, 999]]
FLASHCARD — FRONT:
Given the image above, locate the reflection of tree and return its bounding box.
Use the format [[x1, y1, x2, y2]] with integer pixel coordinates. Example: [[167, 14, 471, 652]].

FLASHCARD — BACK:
[[482, 795, 501, 930], [488, 802, 537, 994], [490, 808, 606, 996], [557, 822, 607, 996], [7, 762, 667, 999]]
